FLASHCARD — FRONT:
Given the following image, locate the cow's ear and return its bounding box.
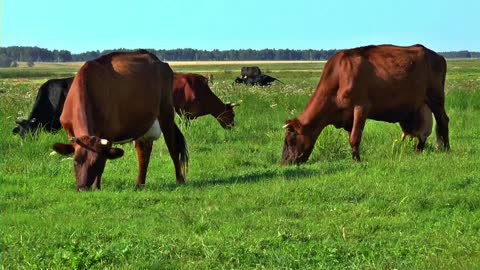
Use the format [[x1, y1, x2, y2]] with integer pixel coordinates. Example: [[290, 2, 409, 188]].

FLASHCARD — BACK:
[[96, 138, 123, 159], [53, 143, 75, 156], [106, 148, 124, 160]]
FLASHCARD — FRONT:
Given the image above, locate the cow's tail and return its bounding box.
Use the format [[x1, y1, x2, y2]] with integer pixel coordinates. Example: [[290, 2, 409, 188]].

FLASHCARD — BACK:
[[274, 78, 285, 84], [174, 123, 189, 177]]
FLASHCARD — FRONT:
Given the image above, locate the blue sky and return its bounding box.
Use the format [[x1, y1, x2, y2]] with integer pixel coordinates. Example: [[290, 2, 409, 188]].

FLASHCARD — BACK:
[[2, 0, 479, 53]]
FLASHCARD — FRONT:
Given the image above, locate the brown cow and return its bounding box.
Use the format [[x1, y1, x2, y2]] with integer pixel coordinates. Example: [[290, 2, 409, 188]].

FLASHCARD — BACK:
[[52, 50, 188, 191], [173, 73, 238, 129], [282, 44, 449, 164]]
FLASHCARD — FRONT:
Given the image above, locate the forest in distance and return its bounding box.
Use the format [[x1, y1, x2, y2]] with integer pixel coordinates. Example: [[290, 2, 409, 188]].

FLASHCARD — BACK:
[[1, 46, 479, 67]]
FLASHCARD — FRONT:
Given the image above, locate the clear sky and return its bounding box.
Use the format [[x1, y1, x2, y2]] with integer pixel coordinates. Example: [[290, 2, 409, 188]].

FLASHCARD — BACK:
[[2, 0, 479, 53]]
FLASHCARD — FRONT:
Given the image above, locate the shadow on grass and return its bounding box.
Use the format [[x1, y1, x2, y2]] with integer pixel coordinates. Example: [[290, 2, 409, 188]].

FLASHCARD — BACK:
[[117, 163, 349, 192]]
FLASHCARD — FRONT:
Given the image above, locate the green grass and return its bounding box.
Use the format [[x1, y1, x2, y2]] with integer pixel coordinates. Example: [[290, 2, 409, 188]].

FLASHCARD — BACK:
[[1, 60, 480, 269]]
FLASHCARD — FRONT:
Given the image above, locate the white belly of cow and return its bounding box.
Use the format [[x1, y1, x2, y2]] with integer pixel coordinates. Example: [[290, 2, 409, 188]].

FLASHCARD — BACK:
[[114, 120, 162, 144], [139, 119, 162, 141]]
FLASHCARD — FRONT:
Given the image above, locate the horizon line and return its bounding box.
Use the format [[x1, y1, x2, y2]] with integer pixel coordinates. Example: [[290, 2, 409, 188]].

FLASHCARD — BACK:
[[2, 45, 479, 54]]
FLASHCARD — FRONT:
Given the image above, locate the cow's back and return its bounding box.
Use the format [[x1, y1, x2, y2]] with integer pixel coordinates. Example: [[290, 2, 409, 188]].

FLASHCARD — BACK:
[[333, 45, 444, 121], [61, 51, 173, 141]]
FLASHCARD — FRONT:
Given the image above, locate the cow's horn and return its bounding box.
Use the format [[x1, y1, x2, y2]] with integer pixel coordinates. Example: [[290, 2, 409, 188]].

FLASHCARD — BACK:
[[70, 137, 78, 143], [100, 139, 109, 145], [283, 124, 289, 129]]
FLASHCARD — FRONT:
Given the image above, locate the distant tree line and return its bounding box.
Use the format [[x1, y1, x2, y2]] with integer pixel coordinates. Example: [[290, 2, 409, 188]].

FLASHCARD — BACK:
[[1, 46, 479, 67], [439, 50, 480, 59]]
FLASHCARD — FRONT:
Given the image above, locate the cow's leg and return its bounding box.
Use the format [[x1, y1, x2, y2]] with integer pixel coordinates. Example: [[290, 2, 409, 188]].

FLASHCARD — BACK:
[[93, 175, 102, 190], [134, 140, 153, 188], [159, 108, 187, 185], [349, 105, 369, 162], [415, 137, 427, 152], [433, 107, 449, 150], [428, 100, 450, 150], [427, 78, 449, 151]]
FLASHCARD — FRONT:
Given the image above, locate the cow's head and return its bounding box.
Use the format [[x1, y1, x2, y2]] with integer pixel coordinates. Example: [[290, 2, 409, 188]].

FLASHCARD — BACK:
[[234, 77, 244, 84], [53, 136, 124, 191], [217, 103, 240, 129], [12, 118, 39, 137], [281, 119, 315, 165]]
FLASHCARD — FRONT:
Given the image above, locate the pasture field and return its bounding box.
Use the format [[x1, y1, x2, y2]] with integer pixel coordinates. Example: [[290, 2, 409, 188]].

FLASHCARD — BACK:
[[1, 60, 480, 269]]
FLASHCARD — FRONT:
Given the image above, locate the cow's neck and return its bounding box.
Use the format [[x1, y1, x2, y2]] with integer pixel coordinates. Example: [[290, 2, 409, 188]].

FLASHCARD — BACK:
[[71, 110, 92, 138], [298, 90, 334, 140], [71, 91, 94, 138], [209, 96, 228, 119]]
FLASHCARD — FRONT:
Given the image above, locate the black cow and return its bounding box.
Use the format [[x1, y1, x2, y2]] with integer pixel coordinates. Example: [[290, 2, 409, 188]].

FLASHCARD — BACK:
[[241, 66, 262, 78], [234, 74, 282, 86], [13, 77, 74, 137]]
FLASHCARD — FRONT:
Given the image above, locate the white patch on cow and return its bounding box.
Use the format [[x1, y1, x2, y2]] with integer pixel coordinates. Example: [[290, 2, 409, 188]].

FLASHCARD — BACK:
[[100, 139, 109, 145], [112, 120, 162, 144], [138, 119, 162, 142]]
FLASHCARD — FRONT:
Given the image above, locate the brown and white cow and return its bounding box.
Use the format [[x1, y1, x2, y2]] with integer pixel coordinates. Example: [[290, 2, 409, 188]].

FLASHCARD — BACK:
[[52, 50, 188, 191], [282, 44, 449, 164], [173, 73, 238, 129]]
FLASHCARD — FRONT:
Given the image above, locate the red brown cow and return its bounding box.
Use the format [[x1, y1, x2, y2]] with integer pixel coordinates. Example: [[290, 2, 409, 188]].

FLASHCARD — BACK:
[[173, 73, 238, 129], [52, 50, 188, 191], [282, 44, 449, 164]]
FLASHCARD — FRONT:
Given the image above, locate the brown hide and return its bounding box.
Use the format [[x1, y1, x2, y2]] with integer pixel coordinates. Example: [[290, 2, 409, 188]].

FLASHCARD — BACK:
[[54, 51, 188, 190], [282, 44, 449, 164], [173, 73, 235, 128]]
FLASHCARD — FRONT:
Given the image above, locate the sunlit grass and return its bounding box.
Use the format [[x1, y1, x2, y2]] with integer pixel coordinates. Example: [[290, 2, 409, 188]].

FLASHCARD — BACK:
[[1, 60, 480, 269]]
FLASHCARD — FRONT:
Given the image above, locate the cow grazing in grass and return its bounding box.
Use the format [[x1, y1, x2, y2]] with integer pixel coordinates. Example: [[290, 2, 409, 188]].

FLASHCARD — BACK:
[[282, 44, 449, 165], [174, 74, 238, 129], [13, 77, 74, 137], [52, 50, 188, 191], [235, 66, 282, 86], [234, 74, 282, 86]]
